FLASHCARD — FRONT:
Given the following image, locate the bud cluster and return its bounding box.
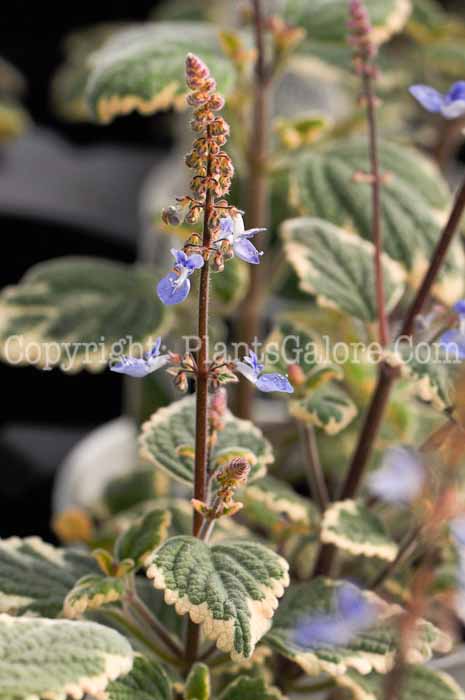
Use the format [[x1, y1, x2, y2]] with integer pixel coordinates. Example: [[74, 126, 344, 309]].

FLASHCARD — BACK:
[[166, 352, 198, 393], [192, 457, 251, 521], [348, 0, 378, 79]]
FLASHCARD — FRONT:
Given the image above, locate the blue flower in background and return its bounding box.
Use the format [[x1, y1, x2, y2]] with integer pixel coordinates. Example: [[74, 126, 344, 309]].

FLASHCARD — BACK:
[[450, 517, 465, 621], [110, 337, 170, 378], [451, 516, 465, 549], [409, 82, 465, 119], [368, 446, 424, 504], [157, 248, 204, 305], [295, 582, 377, 648], [235, 350, 294, 393], [219, 214, 266, 264], [440, 299, 465, 361]]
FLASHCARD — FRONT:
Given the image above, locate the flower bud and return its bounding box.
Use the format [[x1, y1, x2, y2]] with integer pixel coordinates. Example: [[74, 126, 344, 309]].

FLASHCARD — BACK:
[[217, 457, 251, 489], [175, 371, 188, 393], [287, 363, 306, 387], [186, 53, 210, 88], [212, 251, 224, 272]]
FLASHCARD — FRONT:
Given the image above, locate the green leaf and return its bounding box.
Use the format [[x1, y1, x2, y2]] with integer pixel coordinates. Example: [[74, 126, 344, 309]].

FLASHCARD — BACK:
[[0, 257, 170, 373], [184, 663, 210, 700], [139, 395, 273, 486], [106, 655, 172, 700], [284, 0, 411, 46], [281, 218, 405, 322], [383, 343, 452, 412], [338, 665, 465, 700], [288, 140, 464, 304], [289, 382, 358, 435], [242, 475, 318, 536], [86, 22, 235, 123], [0, 537, 98, 617], [114, 508, 171, 567], [63, 574, 125, 619], [0, 614, 133, 700], [219, 675, 284, 700], [266, 579, 451, 676], [320, 500, 398, 561], [146, 536, 290, 661]]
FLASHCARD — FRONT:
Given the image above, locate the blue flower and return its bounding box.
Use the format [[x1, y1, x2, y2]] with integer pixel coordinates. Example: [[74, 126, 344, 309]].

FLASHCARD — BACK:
[[219, 214, 266, 265], [157, 248, 204, 305], [110, 337, 170, 378], [235, 350, 293, 393], [451, 516, 465, 549], [409, 82, 465, 119], [440, 299, 465, 361], [367, 446, 424, 505], [295, 582, 377, 648]]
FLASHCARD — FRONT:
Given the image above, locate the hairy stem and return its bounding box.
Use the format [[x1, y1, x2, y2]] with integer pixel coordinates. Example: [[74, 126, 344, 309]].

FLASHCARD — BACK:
[[298, 421, 329, 512], [363, 70, 389, 346], [126, 589, 184, 659], [236, 0, 271, 419], [371, 525, 422, 591], [105, 609, 181, 666], [315, 173, 465, 576]]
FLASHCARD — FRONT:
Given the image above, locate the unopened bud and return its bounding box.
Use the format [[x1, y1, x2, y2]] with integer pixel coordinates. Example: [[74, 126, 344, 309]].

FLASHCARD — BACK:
[[212, 251, 224, 272], [175, 371, 188, 393], [217, 457, 251, 489], [287, 363, 306, 387]]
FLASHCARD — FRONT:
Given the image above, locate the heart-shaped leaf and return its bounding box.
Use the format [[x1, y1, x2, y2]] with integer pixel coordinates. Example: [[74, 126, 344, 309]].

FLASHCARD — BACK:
[[320, 500, 398, 561], [146, 536, 289, 661], [64, 574, 125, 619], [0, 614, 133, 700], [288, 140, 463, 304], [337, 665, 465, 700], [139, 395, 273, 486], [281, 218, 405, 322], [0, 537, 98, 617], [289, 382, 358, 435], [114, 508, 171, 567], [266, 579, 450, 677], [219, 675, 284, 700], [0, 257, 170, 372], [86, 22, 235, 123], [184, 663, 210, 700], [106, 655, 172, 700]]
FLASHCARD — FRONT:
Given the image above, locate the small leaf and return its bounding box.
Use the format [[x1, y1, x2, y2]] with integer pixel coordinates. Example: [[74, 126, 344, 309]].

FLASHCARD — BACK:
[[0, 614, 133, 700], [139, 395, 273, 486], [0, 537, 98, 617], [146, 536, 289, 661], [63, 574, 125, 619], [184, 663, 210, 700], [86, 22, 235, 123], [219, 675, 284, 700], [281, 218, 405, 322], [288, 140, 463, 304], [337, 665, 465, 700], [289, 382, 358, 435], [106, 655, 172, 700], [320, 500, 398, 561], [0, 257, 170, 373], [266, 579, 450, 677], [114, 508, 171, 567]]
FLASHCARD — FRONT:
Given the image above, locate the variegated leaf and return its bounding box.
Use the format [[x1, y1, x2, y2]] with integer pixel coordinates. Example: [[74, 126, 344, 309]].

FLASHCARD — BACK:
[[139, 395, 273, 486], [266, 579, 450, 677], [320, 500, 398, 561], [242, 475, 318, 537], [337, 666, 465, 700], [0, 614, 132, 700], [288, 140, 463, 304], [146, 536, 289, 662], [106, 655, 172, 700], [0, 257, 170, 372], [86, 23, 234, 123], [289, 382, 358, 435], [64, 574, 125, 619], [281, 218, 405, 322], [0, 537, 98, 617], [184, 663, 210, 700], [114, 508, 171, 567], [284, 0, 411, 46], [219, 675, 284, 700]]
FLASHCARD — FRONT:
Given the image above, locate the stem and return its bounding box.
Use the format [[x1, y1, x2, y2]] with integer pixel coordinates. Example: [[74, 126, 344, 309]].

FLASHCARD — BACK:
[[235, 0, 271, 419], [298, 421, 329, 512], [371, 526, 422, 591], [104, 609, 181, 666], [315, 172, 465, 576], [363, 70, 389, 347], [126, 589, 184, 658]]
